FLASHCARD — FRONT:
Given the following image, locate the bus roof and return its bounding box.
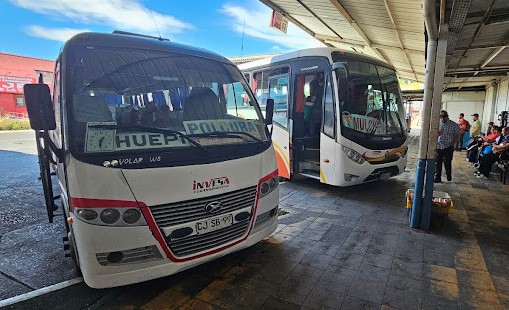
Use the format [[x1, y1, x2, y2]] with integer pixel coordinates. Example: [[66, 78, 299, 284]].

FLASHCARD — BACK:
[[62, 32, 233, 65], [238, 47, 395, 71]]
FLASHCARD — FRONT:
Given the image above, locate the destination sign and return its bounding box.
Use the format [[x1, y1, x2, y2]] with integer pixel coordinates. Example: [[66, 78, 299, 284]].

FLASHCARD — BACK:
[[183, 119, 262, 139]]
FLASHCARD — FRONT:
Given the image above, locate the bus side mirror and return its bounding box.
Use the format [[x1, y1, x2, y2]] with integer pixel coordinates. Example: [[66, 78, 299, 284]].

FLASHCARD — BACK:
[[265, 99, 274, 126], [24, 84, 56, 130]]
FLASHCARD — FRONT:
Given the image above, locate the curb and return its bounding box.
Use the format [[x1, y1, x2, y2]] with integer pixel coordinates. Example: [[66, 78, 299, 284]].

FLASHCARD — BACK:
[[0, 278, 83, 308]]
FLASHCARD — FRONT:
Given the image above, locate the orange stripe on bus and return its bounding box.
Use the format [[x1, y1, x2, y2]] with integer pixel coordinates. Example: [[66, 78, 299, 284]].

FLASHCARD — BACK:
[[275, 151, 290, 179]]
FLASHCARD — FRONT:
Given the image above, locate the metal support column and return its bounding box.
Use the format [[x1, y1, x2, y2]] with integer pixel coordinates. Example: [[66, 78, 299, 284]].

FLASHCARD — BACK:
[[410, 38, 437, 228], [422, 24, 449, 231]]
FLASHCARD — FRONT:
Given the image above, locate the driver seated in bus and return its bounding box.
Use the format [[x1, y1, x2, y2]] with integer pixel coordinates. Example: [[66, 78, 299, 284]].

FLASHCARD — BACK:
[[183, 87, 224, 121], [141, 101, 158, 126]]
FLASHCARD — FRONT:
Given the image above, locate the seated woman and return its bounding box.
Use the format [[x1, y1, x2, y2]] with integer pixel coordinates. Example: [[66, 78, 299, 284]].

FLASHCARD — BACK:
[[480, 126, 500, 144], [476, 127, 509, 179]]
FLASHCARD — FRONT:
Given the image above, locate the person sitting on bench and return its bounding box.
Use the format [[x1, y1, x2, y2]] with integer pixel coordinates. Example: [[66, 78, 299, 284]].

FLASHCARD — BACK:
[[476, 127, 509, 179]]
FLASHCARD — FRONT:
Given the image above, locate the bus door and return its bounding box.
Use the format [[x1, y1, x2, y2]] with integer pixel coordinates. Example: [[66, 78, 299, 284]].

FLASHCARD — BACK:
[[267, 74, 291, 179], [292, 70, 326, 178], [320, 73, 337, 184]]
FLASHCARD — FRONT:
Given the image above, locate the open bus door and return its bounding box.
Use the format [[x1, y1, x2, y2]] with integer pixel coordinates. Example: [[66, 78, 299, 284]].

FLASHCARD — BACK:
[[268, 74, 291, 179]]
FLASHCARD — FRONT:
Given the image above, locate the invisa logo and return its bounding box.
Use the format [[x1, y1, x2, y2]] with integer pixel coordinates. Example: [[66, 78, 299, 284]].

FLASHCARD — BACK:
[[193, 177, 230, 193]]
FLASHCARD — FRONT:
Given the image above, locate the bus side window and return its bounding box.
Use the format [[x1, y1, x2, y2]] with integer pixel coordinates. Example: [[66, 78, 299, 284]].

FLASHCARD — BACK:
[[336, 68, 347, 107], [323, 76, 335, 138], [53, 60, 62, 148]]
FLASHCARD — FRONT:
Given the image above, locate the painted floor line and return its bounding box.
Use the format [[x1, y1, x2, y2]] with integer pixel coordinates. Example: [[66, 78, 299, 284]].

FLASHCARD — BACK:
[[0, 277, 83, 308]]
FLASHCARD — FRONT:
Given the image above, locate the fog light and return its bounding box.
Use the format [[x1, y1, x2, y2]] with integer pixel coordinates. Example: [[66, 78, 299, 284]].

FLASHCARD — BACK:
[[100, 209, 120, 224], [122, 209, 141, 224], [270, 207, 278, 217], [344, 173, 360, 182], [107, 251, 123, 264], [77, 209, 98, 221]]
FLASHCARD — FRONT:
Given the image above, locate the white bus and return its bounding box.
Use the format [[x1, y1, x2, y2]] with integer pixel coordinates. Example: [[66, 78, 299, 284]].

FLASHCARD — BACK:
[[239, 48, 409, 186], [24, 31, 279, 288]]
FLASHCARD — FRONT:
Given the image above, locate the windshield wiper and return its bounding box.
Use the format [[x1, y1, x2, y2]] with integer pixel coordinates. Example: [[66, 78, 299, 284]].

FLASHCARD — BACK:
[[391, 109, 406, 137], [189, 131, 267, 145], [368, 67, 388, 138], [87, 123, 208, 152]]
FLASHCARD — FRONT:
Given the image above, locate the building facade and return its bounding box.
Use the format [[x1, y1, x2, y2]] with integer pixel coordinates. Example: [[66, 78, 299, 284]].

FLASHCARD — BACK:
[[0, 53, 54, 118]]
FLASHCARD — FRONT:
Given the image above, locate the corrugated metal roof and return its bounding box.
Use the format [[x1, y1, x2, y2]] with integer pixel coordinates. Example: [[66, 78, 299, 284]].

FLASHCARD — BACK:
[[259, 0, 509, 90], [444, 0, 509, 89], [260, 0, 425, 82]]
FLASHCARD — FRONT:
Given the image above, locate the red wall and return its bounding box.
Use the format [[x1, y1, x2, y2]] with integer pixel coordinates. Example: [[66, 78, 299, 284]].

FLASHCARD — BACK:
[[0, 93, 27, 117]]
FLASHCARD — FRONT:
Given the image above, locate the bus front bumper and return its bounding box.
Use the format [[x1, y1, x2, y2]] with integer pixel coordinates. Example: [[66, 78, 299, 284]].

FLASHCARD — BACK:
[[72, 212, 278, 289], [337, 155, 407, 186]]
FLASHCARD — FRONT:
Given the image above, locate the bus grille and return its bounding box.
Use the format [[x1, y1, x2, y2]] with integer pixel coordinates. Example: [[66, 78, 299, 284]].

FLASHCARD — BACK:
[[166, 220, 250, 257], [364, 166, 400, 182], [149, 186, 257, 227]]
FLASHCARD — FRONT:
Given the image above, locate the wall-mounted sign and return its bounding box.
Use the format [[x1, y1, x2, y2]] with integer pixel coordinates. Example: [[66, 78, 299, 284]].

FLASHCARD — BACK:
[[0, 76, 36, 94]]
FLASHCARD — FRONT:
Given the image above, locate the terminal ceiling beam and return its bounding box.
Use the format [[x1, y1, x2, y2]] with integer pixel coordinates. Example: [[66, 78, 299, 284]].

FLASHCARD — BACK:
[[464, 8, 509, 26], [446, 0, 497, 88], [371, 44, 426, 56], [480, 46, 506, 68], [295, 0, 343, 40], [382, 0, 417, 81], [313, 34, 366, 48], [328, 0, 389, 64]]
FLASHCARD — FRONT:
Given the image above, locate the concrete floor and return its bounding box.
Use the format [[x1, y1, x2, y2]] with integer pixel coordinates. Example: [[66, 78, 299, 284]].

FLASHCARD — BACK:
[[0, 131, 77, 300], [1, 130, 509, 309]]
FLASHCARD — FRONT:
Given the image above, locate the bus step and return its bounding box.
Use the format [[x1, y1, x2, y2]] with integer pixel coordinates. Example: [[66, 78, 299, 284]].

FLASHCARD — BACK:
[[303, 149, 320, 161], [299, 171, 321, 180], [299, 160, 320, 172]]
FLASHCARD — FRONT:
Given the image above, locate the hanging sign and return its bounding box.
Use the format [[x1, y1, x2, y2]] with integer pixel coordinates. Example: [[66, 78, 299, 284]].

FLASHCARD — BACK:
[[270, 11, 289, 34]]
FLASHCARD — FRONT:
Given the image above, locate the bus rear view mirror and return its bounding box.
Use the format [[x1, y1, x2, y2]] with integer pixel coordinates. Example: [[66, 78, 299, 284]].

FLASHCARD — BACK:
[[265, 99, 274, 126], [24, 84, 56, 130]]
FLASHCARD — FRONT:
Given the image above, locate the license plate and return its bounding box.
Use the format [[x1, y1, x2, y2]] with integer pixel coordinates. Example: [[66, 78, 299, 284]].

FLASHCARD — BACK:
[[380, 172, 392, 179], [195, 214, 233, 235]]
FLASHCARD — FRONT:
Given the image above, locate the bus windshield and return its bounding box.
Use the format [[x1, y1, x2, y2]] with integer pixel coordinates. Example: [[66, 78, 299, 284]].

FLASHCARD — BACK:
[[337, 60, 407, 142], [67, 46, 268, 155]]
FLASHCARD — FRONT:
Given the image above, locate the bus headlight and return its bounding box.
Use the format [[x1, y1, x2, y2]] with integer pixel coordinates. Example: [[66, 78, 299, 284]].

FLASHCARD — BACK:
[[74, 207, 147, 226], [341, 145, 366, 165], [122, 208, 141, 224], [401, 147, 408, 158], [260, 183, 270, 194], [100, 209, 121, 224], [77, 209, 98, 221], [259, 177, 279, 198]]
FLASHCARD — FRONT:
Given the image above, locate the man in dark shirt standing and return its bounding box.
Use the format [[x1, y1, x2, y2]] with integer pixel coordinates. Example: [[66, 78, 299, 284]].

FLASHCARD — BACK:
[[435, 110, 462, 183]]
